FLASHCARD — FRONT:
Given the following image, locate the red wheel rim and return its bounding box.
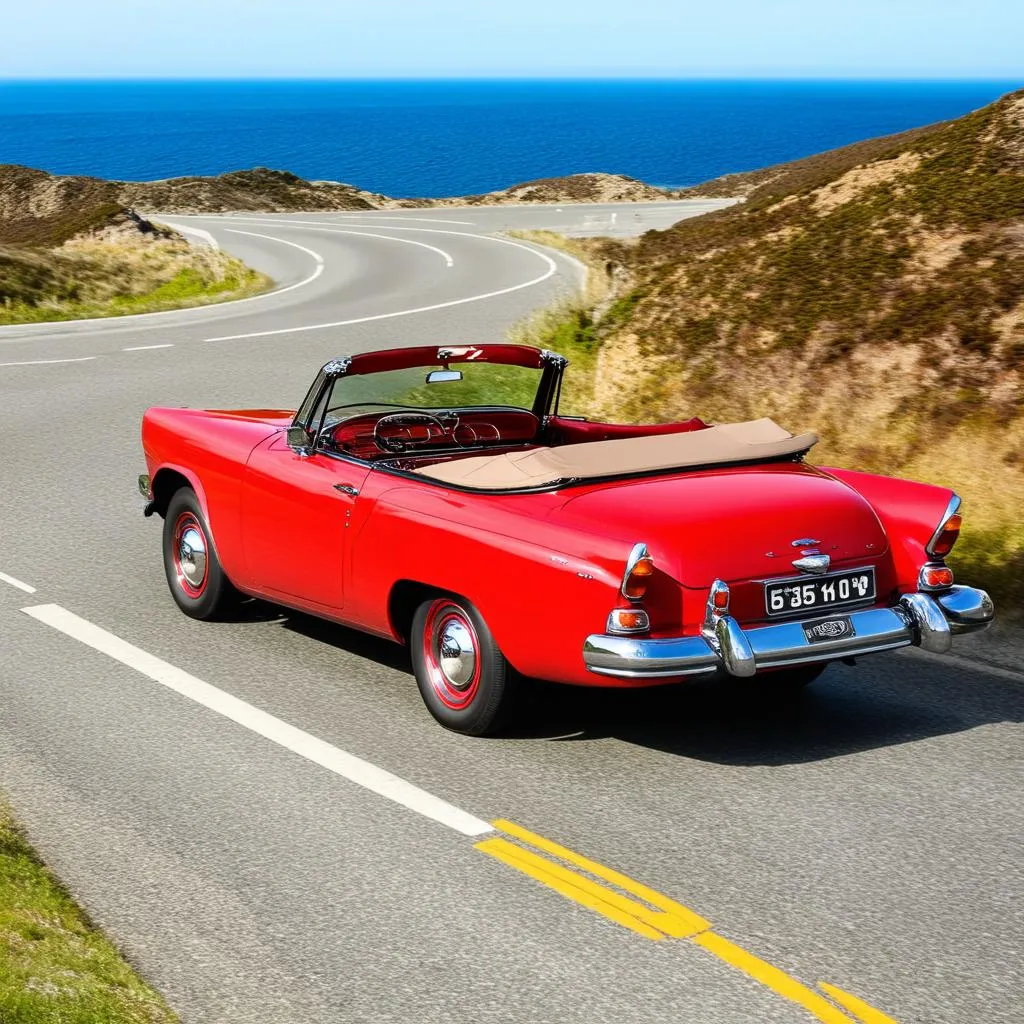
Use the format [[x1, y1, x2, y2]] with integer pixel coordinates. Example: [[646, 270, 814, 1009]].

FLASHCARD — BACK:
[[171, 511, 209, 598], [422, 600, 481, 711]]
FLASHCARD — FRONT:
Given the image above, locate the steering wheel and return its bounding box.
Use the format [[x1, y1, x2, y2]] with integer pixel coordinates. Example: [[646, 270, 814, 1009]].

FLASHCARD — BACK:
[[373, 411, 451, 453]]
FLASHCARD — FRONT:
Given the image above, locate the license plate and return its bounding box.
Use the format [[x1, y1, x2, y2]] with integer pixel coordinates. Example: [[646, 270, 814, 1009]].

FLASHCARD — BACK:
[[764, 567, 876, 617]]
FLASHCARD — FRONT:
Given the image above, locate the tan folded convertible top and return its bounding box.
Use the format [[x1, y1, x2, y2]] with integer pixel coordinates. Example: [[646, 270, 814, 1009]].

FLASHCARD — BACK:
[[412, 418, 818, 490]]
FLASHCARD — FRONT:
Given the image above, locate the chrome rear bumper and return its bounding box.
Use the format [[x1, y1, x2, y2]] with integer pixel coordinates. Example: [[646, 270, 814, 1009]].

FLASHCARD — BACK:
[[582, 586, 994, 679]]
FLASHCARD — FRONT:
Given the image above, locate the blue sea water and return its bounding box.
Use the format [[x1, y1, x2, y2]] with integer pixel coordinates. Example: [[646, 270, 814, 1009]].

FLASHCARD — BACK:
[[0, 79, 1018, 197]]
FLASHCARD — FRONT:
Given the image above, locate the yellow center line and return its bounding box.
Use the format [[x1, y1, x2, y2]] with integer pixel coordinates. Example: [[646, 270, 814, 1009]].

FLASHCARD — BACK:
[[478, 819, 899, 1024], [489, 819, 710, 938], [818, 983, 899, 1024], [693, 932, 859, 1024], [476, 837, 664, 941]]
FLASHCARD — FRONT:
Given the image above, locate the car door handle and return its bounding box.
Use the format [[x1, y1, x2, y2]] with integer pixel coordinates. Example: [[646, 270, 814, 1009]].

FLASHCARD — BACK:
[[333, 484, 359, 496]]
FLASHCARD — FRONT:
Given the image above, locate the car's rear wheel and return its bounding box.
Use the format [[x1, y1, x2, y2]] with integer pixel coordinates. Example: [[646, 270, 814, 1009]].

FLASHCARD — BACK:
[[410, 596, 515, 736], [162, 488, 236, 620]]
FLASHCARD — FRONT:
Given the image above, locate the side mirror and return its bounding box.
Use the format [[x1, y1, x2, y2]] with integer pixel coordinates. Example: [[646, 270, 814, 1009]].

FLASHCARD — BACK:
[[425, 369, 463, 384], [286, 424, 312, 451]]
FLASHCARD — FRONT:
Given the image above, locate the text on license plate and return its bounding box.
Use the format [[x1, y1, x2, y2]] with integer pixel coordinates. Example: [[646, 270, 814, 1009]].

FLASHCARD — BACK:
[[765, 568, 876, 616]]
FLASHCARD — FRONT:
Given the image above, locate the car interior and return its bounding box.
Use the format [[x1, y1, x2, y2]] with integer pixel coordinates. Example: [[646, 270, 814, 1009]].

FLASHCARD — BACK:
[[318, 406, 817, 489]]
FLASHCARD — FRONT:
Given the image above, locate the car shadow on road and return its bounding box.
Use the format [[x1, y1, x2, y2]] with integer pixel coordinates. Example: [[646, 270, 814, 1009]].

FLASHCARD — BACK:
[[273, 607, 416, 675], [510, 653, 1024, 767], [232, 601, 1021, 768]]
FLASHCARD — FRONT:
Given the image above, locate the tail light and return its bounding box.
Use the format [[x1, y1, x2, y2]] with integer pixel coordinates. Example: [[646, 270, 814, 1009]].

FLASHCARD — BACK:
[[607, 608, 651, 634], [621, 543, 655, 601], [919, 564, 955, 590], [926, 498, 962, 559]]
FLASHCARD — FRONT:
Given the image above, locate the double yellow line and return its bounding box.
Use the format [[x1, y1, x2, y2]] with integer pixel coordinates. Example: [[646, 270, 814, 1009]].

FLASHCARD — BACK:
[[478, 821, 897, 1024]]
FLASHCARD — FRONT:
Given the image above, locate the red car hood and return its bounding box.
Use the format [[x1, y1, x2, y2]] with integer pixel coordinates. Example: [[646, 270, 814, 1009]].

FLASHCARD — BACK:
[[549, 463, 888, 587]]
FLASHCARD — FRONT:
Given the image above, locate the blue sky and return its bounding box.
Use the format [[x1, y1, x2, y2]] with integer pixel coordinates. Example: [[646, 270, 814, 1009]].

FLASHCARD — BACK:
[[4, 0, 1023, 78]]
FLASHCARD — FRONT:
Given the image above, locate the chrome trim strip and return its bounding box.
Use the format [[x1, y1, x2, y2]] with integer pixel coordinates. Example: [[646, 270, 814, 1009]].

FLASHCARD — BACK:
[[925, 493, 962, 558]]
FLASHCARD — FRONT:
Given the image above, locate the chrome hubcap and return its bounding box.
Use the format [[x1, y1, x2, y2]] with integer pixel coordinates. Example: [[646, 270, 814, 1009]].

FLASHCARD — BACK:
[[437, 618, 477, 690], [177, 526, 207, 588]]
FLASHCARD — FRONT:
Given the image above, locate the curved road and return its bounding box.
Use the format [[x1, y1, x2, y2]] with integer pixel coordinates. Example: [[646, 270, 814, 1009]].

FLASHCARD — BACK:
[[0, 202, 1020, 1024]]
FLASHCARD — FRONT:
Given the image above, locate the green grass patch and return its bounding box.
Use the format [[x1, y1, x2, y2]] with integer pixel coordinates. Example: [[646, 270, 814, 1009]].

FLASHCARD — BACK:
[[0, 263, 269, 325], [505, 298, 601, 416], [0, 799, 177, 1024]]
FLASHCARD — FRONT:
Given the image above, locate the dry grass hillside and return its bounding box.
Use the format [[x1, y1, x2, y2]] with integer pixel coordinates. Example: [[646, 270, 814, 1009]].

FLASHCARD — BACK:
[[3, 166, 684, 216], [398, 172, 679, 208], [560, 89, 1024, 609], [118, 167, 385, 214], [0, 166, 267, 323]]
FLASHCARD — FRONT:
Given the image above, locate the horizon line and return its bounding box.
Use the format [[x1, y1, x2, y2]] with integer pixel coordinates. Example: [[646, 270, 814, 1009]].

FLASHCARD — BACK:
[[2, 74, 1022, 83]]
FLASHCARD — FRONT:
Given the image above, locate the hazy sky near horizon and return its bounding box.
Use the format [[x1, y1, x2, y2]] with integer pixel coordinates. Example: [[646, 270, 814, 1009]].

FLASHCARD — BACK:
[[4, 0, 1022, 79]]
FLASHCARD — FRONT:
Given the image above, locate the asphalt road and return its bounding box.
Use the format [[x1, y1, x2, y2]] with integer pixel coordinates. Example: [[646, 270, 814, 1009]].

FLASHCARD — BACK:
[[0, 201, 1021, 1024]]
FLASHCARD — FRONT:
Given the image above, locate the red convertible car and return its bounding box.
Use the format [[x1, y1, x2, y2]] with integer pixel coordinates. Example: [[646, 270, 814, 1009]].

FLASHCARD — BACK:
[[140, 344, 994, 734]]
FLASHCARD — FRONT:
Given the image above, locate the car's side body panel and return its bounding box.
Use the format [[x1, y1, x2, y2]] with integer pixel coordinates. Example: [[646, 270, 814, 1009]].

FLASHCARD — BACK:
[[240, 436, 374, 611], [341, 475, 627, 684], [143, 408, 292, 587]]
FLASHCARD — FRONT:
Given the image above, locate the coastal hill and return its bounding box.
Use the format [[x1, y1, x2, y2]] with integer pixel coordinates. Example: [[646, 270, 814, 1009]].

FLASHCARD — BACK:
[[118, 167, 384, 214], [404, 173, 676, 207], [0, 165, 266, 323], [118, 167, 680, 212], [576, 88, 1024, 604], [1, 164, 686, 218]]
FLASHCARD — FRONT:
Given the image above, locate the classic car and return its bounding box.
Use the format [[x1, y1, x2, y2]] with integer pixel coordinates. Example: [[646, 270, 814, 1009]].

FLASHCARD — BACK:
[[139, 343, 995, 735]]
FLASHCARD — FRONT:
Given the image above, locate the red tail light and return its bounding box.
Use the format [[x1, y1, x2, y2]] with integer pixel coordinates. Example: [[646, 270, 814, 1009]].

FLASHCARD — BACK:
[[920, 564, 955, 590], [623, 558, 654, 600], [621, 543, 655, 601], [927, 510, 962, 559]]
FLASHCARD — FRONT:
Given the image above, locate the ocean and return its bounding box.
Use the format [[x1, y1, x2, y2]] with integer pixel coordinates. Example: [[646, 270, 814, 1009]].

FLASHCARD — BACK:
[[0, 79, 1018, 197]]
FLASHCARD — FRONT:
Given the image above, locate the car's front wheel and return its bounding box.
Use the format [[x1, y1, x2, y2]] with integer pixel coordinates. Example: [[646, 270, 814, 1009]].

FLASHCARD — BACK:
[[410, 596, 516, 736], [162, 488, 236, 620]]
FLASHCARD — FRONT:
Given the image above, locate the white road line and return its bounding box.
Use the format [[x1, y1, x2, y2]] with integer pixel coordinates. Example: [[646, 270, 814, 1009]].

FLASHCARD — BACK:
[[22, 603, 494, 838], [206, 228, 558, 343], [331, 215, 476, 225], [222, 230, 325, 296], [0, 572, 36, 594], [157, 221, 221, 250], [230, 213, 588, 290], [123, 343, 174, 351], [0, 356, 97, 367], [282, 226, 454, 267]]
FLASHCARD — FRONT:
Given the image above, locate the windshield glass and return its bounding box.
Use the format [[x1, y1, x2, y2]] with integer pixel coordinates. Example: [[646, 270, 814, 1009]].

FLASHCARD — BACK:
[[322, 364, 543, 424]]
